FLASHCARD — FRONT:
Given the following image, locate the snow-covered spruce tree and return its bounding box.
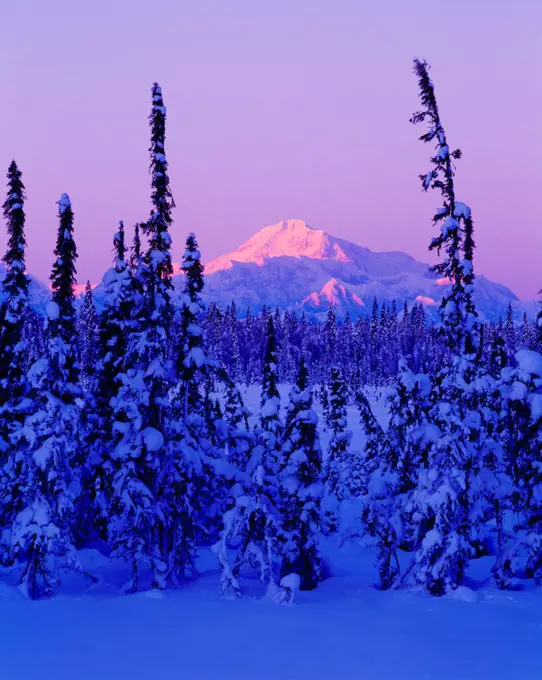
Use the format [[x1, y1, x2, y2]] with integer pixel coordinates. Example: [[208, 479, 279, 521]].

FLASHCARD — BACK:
[[129, 222, 145, 295], [408, 59, 491, 594], [324, 367, 352, 502], [174, 233, 205, 418], [21, 306, 46, 369], [213, 322, 285, 597], [98, 222, 134, 421], [212, 450, 280, 597], [317, 381, 331, 431], [108, 84, 175, 591], [492, 349, 542, 586], [387, 361, 434, 499], [205, 302, 222, 365], [140, 82, 174, 431], [279, 310, 296, 384], [77, 281, 99, 385], [505, 303, 517, 366], [338, 312, 354, 386], [213, 367, 282, 597], [381, 359, 447, 578], [75, 279, 102, 540], [411, 59, 477, 359], [0, 161, 31, 423], [81, 222, 136, 542], [324, 304, 337, 367], [129, 221, 141, 271], [278, 358, 323, 591], [520, 311, 536, 350], [167, 232, 216, 574], [321, 367, 354, 535], [224, 302, 242, 383], [47, 194, 80, 390], [9, 193, 86, 598], [223, 373, 252, 470], [355, 386, 403, 588], [0, 161, 32, 543], [258, 316, 283, 478]]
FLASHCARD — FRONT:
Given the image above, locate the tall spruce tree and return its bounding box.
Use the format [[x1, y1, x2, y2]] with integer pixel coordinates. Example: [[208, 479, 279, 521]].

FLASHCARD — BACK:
[[107, 85, 176, 591], [493, 350, 542, 587], [167, 233, 212, 578], [356, 385, 402, 588], [9, 194, 84, 598], [77, 281, 99, 385], [408, 59, 489, 594], [0, 161, 32, 550], [48, 193, 80, 391], [223, 375, 251, 470], [411, 59, 477, 358], [175, 233, 206, 419], [76, 279, 100, 540], [98, 222, 134, 419], [140, 82, 174, 432], [324, 367, 352, 501], [505, 302, 516, 365], [0, 161, 31, 448], [84, 222, 135, 541], [279, 358, 323, 590], [259, 316, 282, 476]]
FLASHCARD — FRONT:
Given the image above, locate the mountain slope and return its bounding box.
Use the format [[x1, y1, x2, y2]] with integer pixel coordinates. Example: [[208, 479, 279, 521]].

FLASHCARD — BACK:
[[199, 219, 522, 321]]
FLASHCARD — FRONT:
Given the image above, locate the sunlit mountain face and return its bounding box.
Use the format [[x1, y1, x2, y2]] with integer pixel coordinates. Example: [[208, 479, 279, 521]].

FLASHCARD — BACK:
[[195, 219, 527, 321]]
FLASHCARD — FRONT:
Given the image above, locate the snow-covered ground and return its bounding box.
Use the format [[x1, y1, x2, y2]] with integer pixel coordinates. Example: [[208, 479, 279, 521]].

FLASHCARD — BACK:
[[1, 386, 541, 679], [2, 541, 541, 679]]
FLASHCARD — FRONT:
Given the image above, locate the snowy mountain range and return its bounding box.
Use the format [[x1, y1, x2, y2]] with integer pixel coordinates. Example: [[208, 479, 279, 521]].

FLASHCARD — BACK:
[[0, 219, 535, 323], [196, 219, 531, 321]]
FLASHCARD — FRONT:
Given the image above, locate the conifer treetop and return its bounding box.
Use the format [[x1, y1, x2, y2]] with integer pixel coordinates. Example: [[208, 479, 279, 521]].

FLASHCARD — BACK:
[[0, 160, 31, 403], [130, 222, 142, 271], [2, 161, 29, 298], [143, 82, 174, 290], [182, 233, 204, 301], [411, 58, 477, 355], [261, 316, 280, 407], [51, 192, 77, 315], [113, 220, 126, 265], [178, 232, 207, 385]]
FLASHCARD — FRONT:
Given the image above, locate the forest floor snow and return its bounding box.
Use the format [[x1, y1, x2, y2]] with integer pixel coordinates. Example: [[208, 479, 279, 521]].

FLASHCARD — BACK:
[[1, 539, 541, 680], [1, 386, 541, 679]]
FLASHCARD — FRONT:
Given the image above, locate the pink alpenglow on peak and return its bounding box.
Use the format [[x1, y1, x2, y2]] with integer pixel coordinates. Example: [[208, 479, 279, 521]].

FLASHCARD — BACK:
[[352, 294, 365, 306], [205, 219, 352, 275], [416, 295, 437, 306], [200, 218, 524, 322], [320, 278, 349, 305], [303, 278, 365, 311]]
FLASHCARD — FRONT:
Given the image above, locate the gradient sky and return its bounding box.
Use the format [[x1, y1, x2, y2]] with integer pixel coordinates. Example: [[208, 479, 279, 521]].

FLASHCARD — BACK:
[[1, 0, 541, 298]]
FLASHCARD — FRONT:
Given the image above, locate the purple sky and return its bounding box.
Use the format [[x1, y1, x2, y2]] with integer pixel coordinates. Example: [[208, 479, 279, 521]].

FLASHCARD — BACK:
[[2, 0, 541, 299]]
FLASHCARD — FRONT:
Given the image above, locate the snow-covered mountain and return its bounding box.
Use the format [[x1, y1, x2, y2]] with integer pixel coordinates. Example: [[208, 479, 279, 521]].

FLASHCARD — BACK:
[[0, 219, 532, 323], [198, 219, 526, 321]]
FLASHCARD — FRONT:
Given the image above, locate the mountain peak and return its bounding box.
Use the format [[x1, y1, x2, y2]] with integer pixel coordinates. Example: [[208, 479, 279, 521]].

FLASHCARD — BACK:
[[201, 219, 523, 322], [276, 218, 315, 233], [206, 218, 351, 275]]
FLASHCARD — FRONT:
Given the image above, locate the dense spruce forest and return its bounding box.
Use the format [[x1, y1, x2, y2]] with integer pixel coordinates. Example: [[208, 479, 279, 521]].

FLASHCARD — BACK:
[[0, 61, 541, 601]]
